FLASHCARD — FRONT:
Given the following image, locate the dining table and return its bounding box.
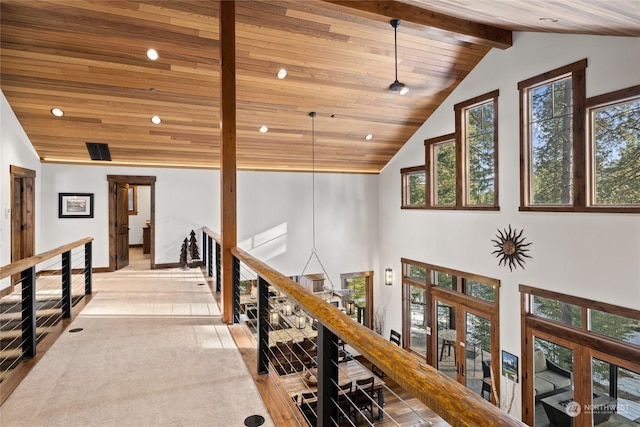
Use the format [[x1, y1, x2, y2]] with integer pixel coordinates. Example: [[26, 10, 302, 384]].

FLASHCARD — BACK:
[[279, 359, 386, 420]]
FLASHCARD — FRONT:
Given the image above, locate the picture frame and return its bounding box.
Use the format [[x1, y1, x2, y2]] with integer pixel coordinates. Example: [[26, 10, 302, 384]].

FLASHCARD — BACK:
[[501, 350, 519, 382], [58, 193, 94, 218]]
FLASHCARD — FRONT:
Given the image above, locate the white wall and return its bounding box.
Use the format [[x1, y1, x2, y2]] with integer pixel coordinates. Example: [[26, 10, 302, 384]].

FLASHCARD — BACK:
[[377, 32, 640, 418], [40, 164, 220, 267], [0, 91, 42, 290], [11, 161, 378, 281], [237, 171, 379, 287]]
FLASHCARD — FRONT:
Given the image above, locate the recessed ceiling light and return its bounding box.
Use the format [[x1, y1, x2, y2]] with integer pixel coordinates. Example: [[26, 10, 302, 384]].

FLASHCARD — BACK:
[[539, 17, 559, 22], [50, 107, 64, 117], [151, 115, 162, 124], [399, 87, 410, 96], [277, 69, 288, 79], [259, 125, 268, 133], [365, 134, 373, 141], [146, 48, 159, 61]]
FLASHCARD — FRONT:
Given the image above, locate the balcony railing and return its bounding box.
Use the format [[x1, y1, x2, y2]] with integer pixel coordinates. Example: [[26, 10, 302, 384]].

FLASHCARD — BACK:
[[0, 237, 93, 402], [201, 227, 524, 426]]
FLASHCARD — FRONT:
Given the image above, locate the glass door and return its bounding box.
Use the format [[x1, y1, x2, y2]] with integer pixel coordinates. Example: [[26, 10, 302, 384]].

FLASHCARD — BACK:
[[531, 335, 575, 427], [590, 354, 640, 426], [464, 311, 492, 400], [435, 299, 457, 381], [434, 297, 497, 401]]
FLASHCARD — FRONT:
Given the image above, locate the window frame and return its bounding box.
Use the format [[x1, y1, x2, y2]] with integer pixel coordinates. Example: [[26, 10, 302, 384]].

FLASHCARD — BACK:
[[518, 59, 587, 211], [400, 165, 427, 209], [426, 134, 457, 209], [585, 85, 640, 213], [455, 90, 500, 209]]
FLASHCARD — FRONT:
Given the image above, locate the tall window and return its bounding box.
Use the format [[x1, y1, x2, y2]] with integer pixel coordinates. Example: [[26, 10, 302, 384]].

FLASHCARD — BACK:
[[421, 90, 499, 210], [520, 60, 639, 213], [587, 86, 640, 210], [401, 166, 426, 208], [456, 90, 499, 207], [432, 137, 456, 206], [519, 59, 586, 210]]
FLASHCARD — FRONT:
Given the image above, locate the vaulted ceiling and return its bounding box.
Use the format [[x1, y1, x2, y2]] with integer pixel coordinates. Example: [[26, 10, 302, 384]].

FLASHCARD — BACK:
[[1, 1, 638, 173]]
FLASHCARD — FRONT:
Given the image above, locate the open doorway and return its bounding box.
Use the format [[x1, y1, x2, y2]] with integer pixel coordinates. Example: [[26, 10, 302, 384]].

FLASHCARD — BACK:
[[127, 185, 152, 268], [107, 175, 156, 271]]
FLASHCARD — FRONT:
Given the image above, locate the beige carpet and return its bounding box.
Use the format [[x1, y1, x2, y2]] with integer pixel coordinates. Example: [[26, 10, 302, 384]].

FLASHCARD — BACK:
[[0, 251, 273, 427]]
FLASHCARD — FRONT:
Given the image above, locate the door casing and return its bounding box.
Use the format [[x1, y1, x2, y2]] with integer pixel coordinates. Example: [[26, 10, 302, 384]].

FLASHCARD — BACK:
[[107, 175, 156, 271]]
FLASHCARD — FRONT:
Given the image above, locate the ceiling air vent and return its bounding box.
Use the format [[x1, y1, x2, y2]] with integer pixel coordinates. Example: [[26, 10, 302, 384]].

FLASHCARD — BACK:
[[86, 142, 111, 161]]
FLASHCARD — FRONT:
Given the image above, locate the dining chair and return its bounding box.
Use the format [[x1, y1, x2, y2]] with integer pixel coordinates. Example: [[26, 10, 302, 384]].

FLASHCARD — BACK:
[[352, 376, 376, 422], [481, 360, 492, 401], [390, 329, 402, 347], [300, 391, 318, 426], [336, 381, 353, 422]]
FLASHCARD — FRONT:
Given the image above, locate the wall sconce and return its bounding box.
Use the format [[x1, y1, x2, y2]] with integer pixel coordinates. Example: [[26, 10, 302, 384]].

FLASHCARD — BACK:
[[296, 312, 307, 329], [269, 310, 280, 327], [282, 301, 293, 316], [346, 300, 355, 315], [385, 267, 393, 286]]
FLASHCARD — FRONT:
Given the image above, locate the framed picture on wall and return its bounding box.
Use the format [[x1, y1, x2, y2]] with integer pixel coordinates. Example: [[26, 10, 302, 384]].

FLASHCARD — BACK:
[[58, 193, 94, 218], [501, 350, 519, 382]]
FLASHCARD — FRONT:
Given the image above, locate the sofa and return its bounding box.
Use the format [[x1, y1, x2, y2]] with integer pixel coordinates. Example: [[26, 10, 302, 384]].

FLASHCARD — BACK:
[[534, 349, 572, 401]]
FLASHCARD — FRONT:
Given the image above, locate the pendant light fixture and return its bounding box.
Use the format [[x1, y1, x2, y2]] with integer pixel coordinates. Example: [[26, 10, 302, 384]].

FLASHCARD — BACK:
[[301, 112, 335, 293], [389, 19, 409, 96]]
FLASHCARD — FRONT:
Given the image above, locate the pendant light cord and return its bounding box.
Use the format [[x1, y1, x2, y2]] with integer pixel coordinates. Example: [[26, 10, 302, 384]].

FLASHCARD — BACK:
[[301, 111, 334, 291], [394, 22, 399, 81]]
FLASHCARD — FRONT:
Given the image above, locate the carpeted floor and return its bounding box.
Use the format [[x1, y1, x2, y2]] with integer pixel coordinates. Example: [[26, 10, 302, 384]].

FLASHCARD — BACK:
[[0, 248, 274, 427]]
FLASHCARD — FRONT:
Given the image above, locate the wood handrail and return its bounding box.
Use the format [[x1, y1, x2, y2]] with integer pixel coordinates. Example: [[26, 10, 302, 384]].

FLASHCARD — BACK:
[[0, 237, 93, 280], [202, 227, 221, 244], [232, 246, 525, 427]]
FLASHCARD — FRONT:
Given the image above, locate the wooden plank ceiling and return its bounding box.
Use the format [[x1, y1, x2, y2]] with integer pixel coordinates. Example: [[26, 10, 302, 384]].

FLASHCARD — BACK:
[[1, 1, 638, 173]]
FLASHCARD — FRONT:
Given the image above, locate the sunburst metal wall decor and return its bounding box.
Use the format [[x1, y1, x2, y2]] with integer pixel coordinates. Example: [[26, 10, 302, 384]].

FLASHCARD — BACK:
[[491, 225, 532, 271]]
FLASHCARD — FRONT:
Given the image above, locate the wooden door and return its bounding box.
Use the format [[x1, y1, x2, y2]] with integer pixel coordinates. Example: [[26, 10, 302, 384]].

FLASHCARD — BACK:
[[10, 166, 35, 288], [116, 182, 129, 269]]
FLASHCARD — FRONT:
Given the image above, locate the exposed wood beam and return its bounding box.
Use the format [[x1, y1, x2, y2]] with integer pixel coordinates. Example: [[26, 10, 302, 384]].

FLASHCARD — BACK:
[[220, 1, 237, 324], [320, 0, 513, 49]]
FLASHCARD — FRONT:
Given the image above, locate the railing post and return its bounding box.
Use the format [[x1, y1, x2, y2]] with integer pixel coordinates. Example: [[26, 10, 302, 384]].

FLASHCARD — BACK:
[[208, 235, 214, 278], [317, 323, 339, 426], [257, 275, 269, 375], [84, 241, 92, 295], [232, 256, 240, 323], [201, 230, 207, 270], [21, 266, 37, 359], [215, 241, 221, 292], [61, 250, 72, 318]]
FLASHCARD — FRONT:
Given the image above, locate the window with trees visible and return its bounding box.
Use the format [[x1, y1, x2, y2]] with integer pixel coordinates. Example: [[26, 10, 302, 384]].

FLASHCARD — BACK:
[[456, 90, 499, 207], [519, 59, 586, 210], [421, 91, 499, 210], [520, 59, 638, 213], [401, 166, 426, 208], [587, 86, 640, 209], [431, 136, 456, 206]]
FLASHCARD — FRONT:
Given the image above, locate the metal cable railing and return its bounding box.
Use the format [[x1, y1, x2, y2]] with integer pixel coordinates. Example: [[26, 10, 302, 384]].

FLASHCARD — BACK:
[[0, 238, 93, 387], [199, 228, 523, 426], [230, 246, 525, 427], [236, 276, 438, 426]]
